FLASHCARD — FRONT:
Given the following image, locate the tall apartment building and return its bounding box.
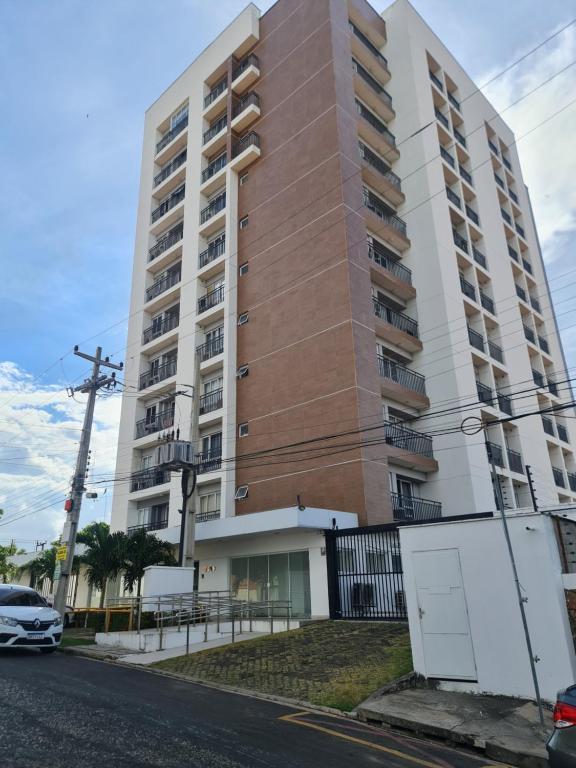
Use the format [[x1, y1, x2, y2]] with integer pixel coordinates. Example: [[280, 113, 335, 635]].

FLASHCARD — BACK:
[[110, 0, 576, 615]]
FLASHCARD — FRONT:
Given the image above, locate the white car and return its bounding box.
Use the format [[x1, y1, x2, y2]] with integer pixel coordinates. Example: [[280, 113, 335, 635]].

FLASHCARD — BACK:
[[0, 584, 63, 653]]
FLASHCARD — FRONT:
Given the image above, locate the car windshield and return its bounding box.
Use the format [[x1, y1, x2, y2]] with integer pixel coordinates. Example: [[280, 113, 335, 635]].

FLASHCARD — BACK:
[[0, 588, 46, 607]]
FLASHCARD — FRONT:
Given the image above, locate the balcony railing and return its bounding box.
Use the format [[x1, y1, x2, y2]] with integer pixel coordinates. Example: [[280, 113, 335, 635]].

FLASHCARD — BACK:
[[522, 259, 533, 275], [516, 223, 525, 238], [531, 297, 542, 314], [368, 241, 411, 284], [523, 324, 536, 344], [453, 229, 468, 253], [359, 142, 401, 189], [127, 518, 169, 535], [199, 388, 223, 415], [232, 131, 260, 158], [468, 326, 485, 353], [363, 190, 407, 237], [151, 185, 185, 223], [460, 276, 476, 301], [553, 466, 566, 488], [472, 245, 487, 269], [488, 340, 504, 364], [130, 468, 171, 493], [476, 380, 493, 405], [488, 139, 499, 156], [142, 312, 179, 345], [197, 450, 222, 474], [542, 416, 555, 436], [486, 441, 505, 468], [352, 59, 393, 109], [440, 145, 455, 168], [199, 237, 225, 268], [501, 208, 512, 225], [200, 192, 226, 224], [548, 378, 559, 396], [435, 108, 449, 129], [498, 392, 513, 416], [465, 205, 479, 226], [373, 299, 419, 338], [515, 284, 527, 302], [494, 174, 505, 189], [356, 100, 397, 148], [538, 336, 549, 354], [135, 409, 175, 439], [480, 291, 495, 315], [377, 356, 426, 395], [448, 91, 460, 111], [204, 78, 227, 109], [232, 91, 260, 118], [154, 149, 187, 187], [198, 285, 224, 314], [446, 186, 461, 208], [385, 422, 433, 458], [509, 189, 519, 204], [532, 369, 545, 388], [201, 153, 227, 184], [454, 128, 467, 148], [139, 358, 177, 390], [148, 222, 183, 262], [203, 114, 227, 145], [233, 53, 259, 81], [507, 449, 524, 474], [349, 21, 388, 68], [391, 493, 442, 522], [558, 424, 569, 443], [508, 245, 519, 262], [196, 509, 221, 523], [429, 70, 443, 90], [459, 165, 473, 185], [156, 116, 188, 154], [502, 155, 512, 170], [568, 472, 576, 493], [196, 335, 224, 362], [145, 267, 181, 303]]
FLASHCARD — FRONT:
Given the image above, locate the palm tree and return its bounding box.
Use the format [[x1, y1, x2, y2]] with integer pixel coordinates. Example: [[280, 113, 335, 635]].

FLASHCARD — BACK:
[[81, 528, 128, 608], [123, 529, 176, 597], [28, 547, 57, 591]]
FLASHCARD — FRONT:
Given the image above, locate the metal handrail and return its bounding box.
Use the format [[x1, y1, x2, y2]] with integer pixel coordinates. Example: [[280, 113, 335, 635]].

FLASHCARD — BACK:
[[135, 409, 175, 439], [130, 468, 171, 492], [349, 21, 388, 67], [127, 519, 169, 535], [204, 78, 227, 109], [363, 189, 407, 236], [468, 326, 485, 352], [198, 285, 224, 314], [378, 356, 426, 395], [446, 186, 461, 208], [151, 185, 185, 223], [232, 91, 260, 118], [486, 441, 505, 468], [196, 335, 224, 361], [472, 246, 487, 268], [233, 53, 259, 81], [156, 116, 188, 154], [145, 267, 181, 302], [373, 299, 418, 337], [440, 145, 455, 167], [352, 59, 393, 108], [199, 237, 225, 268], [384, 422, 434, 458], [355, 100, 396, 147], [139, 358, 177, 390], [199, 388, 223, 415], [459, 165, 473, 185], [154, 149, 187, 187], [232, 131, 260, 157], [200, 192, 226, 224], [203, 114, 227, 145], [359, 142, 400, 187], [368, 241, 411, 284], [142, 312, 179, 345], [391, 493, 441, 521], [453, 229, 468, 252], [148, 222, 183, 262]]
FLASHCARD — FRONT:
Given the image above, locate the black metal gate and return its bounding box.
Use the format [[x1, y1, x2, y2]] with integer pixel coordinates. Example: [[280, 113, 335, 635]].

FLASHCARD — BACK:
[[325, 523, 406, 620]]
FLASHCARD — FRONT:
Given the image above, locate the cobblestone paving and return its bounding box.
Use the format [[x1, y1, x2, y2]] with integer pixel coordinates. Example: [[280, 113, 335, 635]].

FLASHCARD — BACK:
[[154, 621, 411, 711]]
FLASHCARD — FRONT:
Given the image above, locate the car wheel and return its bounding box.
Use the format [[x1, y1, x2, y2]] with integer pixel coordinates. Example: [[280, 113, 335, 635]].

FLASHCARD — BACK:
[[40, 647, 57, 654]]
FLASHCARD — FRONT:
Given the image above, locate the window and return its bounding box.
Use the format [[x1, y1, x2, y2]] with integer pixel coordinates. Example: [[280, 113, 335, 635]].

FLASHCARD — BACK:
[[239, 263, 249, 276], [238, 423, 249, 437], [235, 485, 249, 500], [366, 549, 388, 574], [239, 216, 249, 229], [240, 173, 249, 185], [170, 103, 188, 129], [199, 490, 221, 517], [238, 312, 249, 325], [237, 365, 249, 379], [337, 547, 356, 573], [204, 376, 223, 395]]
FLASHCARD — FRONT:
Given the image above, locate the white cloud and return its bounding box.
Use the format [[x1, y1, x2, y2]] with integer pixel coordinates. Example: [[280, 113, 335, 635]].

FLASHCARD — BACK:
[[0, 362, 121, 548]]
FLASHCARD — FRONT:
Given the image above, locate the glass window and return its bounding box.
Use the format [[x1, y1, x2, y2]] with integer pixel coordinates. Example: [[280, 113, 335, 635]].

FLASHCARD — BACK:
[[337, 546, 356, 573], [229, 551, 311, 617], [366, 550, 387, 574], [199, 491, 220, 515], [288, 551, 311, 617], [230, 558, 248, 601]]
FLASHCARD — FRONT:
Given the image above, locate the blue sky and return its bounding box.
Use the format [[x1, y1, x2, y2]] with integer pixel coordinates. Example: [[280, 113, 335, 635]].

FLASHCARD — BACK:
[[0, 0, 575, 544]]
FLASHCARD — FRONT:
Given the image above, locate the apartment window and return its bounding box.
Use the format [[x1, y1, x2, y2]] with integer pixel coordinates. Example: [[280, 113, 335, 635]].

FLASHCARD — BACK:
[[235, 485, 249, 500], [239, 263, 249, 276], [237, 365, 249, 379], [238, 312, 249, 325], [170, 103, 188, 128], [199, 490, 221, 517], [238, 423, 249, 437], [204, 375, 223, 395], [239, 216, 249, 229], [337, 547, 357, 574], [240, 173, 249, 185]]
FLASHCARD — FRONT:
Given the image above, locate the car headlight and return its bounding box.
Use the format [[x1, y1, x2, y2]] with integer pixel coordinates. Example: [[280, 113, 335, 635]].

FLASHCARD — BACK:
[[0, 616, 19, 627], [53, 617, 62, 627]]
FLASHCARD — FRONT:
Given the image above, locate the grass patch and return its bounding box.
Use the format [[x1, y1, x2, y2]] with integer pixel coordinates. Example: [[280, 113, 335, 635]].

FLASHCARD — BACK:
[[60, 628, 96, 648], [153, 621, 412, 711]]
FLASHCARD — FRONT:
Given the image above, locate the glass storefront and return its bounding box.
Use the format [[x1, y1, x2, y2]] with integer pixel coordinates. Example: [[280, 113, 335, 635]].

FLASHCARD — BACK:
[[230, 550, 311, 617]]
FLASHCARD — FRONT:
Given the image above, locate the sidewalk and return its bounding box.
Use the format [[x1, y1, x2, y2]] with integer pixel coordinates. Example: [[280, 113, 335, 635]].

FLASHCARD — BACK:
[[356, 687, 551, 768]]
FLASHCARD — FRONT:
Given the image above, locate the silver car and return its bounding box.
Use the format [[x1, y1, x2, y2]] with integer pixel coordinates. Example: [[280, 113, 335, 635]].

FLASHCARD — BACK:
[[0, 584, 63, 653], [548, 684, 576, 768]]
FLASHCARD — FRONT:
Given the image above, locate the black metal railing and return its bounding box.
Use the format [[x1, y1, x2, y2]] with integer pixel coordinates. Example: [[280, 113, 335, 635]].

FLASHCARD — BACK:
[[568, 472, 576, 492], [198, 285, 224, 314], [532, 369, 545, 388], [435, 108, 449, 129], [148, 222, 183, 262], [494, 174, 505, 189], [446, 186, 461, 208], [385, 422, 433, 458], [515, 284, 527, 301], [460, 276, 476, 301], [488, 139, 499, 156], [508, 245, 519, 262], [502, 156, 512, 170], [151, 185, 185, 223], [523, 324, 536, 344], [509, 189, 518, 204], [486, 441, 505, 468], [468, 326, 485, 352], [539, 336, 549, 354], [128, 518, 169, 535], [377, 356, 426, 395], [130, 469, 171, 493], [204, 77, 227, 109], [196, 335, 224, 362], [200, 192, 226, 224], [516, 223, 525, 238], [454, 128, 467, 148], [558, 424, 569, 443], [363, 190, 407, 237], [472, 245, 487, 269], [440, 145, 455, 167], [154, 149, 187, 187], [145, 267, 181, 302], [139, 358, 177, 390], [201, 153, 227, 184], [522, 259, 533, 275], [373, 299, 419, 338], [197, 450, 223, 474], [156, 115, 188, 154], [476, 381, 493, 405], [232, 131, 260, 158], [349, 21, 388, 67], [232, 91, 260, 118], [448, 91, 460, 110], [507, 449, 524, 474], [465, 204, 479, 226], [135, 409, 175, 439], [542, 416, 555, 436], [553, 466, 566, 488], [359, 142, 401, 188], [199, 388, 223, 415], [203, 113, 227, 145], [391, 493, 442, 522], [356, 100, 397, 147], [233, 53, 259, 81], [488, 340, 504, 364], [199, 237, 226, 268], [368, 241, 411, 284], [531, 297, 542, 314], [196, 509, 221, 523], [501, 207, 512, 224], [459, 165, 473, 185], [480, 291, 495, 314], [429, 70, 443, 90], [453, 229, 468, 252], [548, 378, 559, 396], [498, 392, 513, 415], [142, 312, 179, 345], [352, 59, 393, 109]]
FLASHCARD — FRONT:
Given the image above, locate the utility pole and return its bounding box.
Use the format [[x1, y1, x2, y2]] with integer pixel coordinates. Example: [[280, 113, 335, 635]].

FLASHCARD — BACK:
[[53, 346, 123, 617]]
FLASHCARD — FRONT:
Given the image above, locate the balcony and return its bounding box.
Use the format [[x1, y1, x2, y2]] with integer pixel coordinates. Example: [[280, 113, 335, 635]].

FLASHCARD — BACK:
[[558, 424, 569, 443], [498, 392, 513, 415], [368, 242, 414, 301], [199, 237, 225, 271], [548, 378, 559, 397], [429, 70, 443, 91], [231, 91, 260, 133], [508, 245, 519, 262], [148, 222, 183, 264], [446, 186, 461, 209], [502, 156, 512, 170], [440, 145, 455, 168], [198, 285, 224, 315], [128, 518, 169, 535], [523, 324, 536, 344], [199, 388, 223, 415], [454, 128, 467, 148], [516, 223, 526, 239], [480, 291, 495, 315], [363, 189, 409, 250], [453, 229, 468, 253], [494, 174, 505, 190], [230, 131, 261, 172], [356, 101, 398, 160], [378, 355, 426, 397], [151, 184, 185, 226], [373, 299, 420, 351], [145, 266, 181, 303], [385, 422, 435, 468], [539, 336, 550, 354], [435, 108, 449, 130], [199, 191, 226, 236], [507, 448, 524, 474], [135, 409, 175, 440], [488, 340, 504, 364], [196, 509, 221, 523], [368, 242, 411, 285], [486, 441, 505, 468], [196, 335, 224, 363], [509, 189, 519, 204], [568, 472, 576, 493], [468, 326, 485, 353], [358, 141, 402, 203], [460, 275, 476, 301], [203, 113, 227, 152], [349, 21, 389, 72], [448, 92, 461, 111], [542, 416, 555, 437], [476, 381, 493, 405], [553, 466, 566, 488], [465, 205, 479, 226], [515, 284, 527, 302], [531, 297, 542, 314], [472, 245, 487, 269], [501, 208, 512, 225], [156, 115, 188, 156], [532, 369, 545, 388], [232, 53, 260, 94], [391, 493, 442, 522], [459, 165, 473, 186], [201, 153, 227, 194], [522, 259, 533, 275], [139, 358, 177, 391], [204, 77, 227, 111], [130, 468, 171, 493], [197, 450, 222, 475], [488, 139, 499, 156], [142, 312, 179, 346], [153, 149, 187, 190], [352, 58, 394, 120]]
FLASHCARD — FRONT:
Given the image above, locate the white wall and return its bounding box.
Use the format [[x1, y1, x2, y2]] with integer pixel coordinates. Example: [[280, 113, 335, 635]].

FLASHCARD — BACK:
[[400, 512, 576, 701]]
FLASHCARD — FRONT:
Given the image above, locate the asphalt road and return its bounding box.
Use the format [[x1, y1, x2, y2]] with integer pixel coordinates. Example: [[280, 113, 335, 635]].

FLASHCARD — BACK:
[[0, 650, 505, 768]]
